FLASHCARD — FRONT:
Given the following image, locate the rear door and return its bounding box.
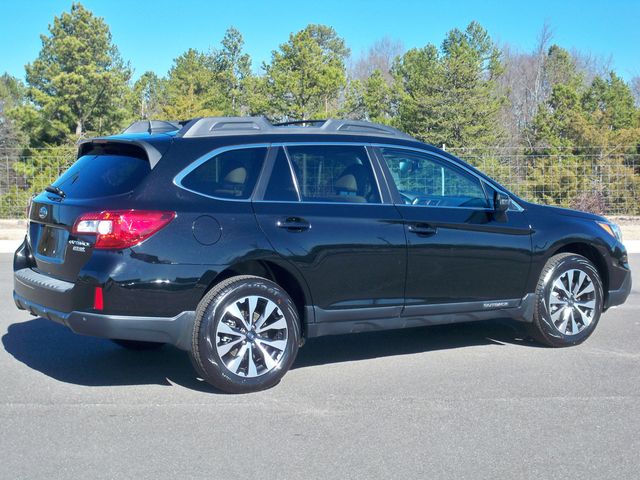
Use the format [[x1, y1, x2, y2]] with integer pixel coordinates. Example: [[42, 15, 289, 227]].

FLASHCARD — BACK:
[[28, 143, 154, 281], [253, 144, 406, 321], [375, 145, 532, 311]]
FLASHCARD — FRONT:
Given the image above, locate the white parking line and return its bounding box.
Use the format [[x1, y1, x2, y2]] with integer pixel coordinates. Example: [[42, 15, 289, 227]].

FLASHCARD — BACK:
[[624, 240, 640, 254], [0, 240, 21, 253]]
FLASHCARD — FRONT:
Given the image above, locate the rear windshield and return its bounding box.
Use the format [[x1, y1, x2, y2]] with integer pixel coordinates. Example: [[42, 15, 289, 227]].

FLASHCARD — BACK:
[[51, 153, 151, 199]]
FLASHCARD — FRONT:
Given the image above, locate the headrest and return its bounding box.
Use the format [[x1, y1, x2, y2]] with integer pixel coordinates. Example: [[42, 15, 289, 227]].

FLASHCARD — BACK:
[[224, 167, 247, 184], [335, 173, 358, 193]]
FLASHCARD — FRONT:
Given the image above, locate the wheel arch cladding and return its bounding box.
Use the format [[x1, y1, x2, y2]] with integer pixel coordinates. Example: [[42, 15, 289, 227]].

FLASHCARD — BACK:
[[203, 259, 311, 330], [552, 242, 608, 300]]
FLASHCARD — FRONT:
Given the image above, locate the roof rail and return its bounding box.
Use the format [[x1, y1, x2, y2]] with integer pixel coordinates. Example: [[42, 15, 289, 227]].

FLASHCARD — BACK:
[[122, 120, 181, 135], [273, 119, 327, 127], [174, 116, 415, 140]]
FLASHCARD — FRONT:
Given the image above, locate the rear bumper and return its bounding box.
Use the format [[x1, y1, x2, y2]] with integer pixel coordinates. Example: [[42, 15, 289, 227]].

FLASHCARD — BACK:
[[605, 269, 632, 309], [13, 292, 195, 351]]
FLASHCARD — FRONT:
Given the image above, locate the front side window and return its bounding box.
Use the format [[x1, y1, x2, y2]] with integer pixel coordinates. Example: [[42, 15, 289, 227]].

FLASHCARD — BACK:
[[286, 145, 381, 204], [380, 148, 489, 208], [181, 147, 267, 199]]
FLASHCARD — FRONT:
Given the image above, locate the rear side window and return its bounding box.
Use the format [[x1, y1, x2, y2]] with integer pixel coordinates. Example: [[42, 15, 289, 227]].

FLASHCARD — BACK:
[[51, 153, 151, 199], [286, 145, 380, 204], [181, 147, 267, 199]]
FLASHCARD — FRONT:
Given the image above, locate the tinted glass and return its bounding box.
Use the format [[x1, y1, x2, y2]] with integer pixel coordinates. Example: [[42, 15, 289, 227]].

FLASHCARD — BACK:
[[263, 148, 299, 202], [286, 145, 380, 204], [182, 147, 267, 199], [381, 148, 489, 208], [51, 154, 151, 199]]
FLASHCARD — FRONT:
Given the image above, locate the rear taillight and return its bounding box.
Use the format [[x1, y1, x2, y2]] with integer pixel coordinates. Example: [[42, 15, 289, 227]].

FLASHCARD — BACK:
[[72, 210, 176, 249]]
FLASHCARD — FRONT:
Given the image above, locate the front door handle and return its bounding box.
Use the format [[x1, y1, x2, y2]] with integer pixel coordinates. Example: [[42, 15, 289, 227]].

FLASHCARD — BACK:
[[276, 217, 311, 232], [407, 223, 437, 236]]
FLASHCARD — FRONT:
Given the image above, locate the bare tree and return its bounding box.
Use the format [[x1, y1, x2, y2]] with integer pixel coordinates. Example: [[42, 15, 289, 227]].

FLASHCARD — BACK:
[[497, 22, 553, 148], [348, 37, 404, 83], [631, 76, 640, 107], [571, 49, 612, 85]]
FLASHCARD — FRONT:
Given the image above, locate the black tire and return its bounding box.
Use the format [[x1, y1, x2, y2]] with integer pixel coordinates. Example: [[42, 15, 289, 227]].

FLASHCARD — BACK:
[[189, 275, 301, 393], [529, 253, 603, 347], [111, 339, 166, 350]]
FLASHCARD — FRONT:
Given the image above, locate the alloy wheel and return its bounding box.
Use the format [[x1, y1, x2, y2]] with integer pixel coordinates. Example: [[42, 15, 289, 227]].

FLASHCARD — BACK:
[[215, 295, 288, 377], [548, 268, 597, 336]]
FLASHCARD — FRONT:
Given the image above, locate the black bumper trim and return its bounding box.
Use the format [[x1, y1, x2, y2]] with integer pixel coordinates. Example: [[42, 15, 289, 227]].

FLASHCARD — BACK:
[[15, 268, 74, 293], [605, 270, 632, 309], [13, 292, 195, 351]]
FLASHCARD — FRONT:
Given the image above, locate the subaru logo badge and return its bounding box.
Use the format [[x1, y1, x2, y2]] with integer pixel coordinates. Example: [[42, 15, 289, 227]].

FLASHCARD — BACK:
[[38, 206, 48, 219]]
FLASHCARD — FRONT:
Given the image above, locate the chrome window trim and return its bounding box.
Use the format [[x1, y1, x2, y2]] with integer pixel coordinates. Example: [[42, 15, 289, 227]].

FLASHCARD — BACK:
[[173, 143, 270, 202], [372, 143, 525, 212], [173, 140, 524, 212], [280, 146, 302, 201]]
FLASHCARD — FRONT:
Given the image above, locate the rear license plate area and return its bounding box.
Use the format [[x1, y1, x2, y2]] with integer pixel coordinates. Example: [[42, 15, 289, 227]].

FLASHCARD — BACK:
[[36, 225, 68, 261]]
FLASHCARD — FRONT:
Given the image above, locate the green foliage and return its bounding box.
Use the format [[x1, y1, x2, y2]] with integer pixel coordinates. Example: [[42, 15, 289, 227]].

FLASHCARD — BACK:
[[19, 3, 131, 143], [130, 71, 164, 120], [162, 48, 224, 119], [162, 27, 254, 119], [393, 21, 505, 149], [0, 74, 27, 157], [214, 27, 252, 115], [528, 65, 640, 213], [262, 24, 350, 120], [343, 70, 394, 124]]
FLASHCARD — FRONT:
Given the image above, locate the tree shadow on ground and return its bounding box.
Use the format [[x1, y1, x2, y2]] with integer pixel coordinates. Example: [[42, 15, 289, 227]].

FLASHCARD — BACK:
[[2, 317, 540, 392]]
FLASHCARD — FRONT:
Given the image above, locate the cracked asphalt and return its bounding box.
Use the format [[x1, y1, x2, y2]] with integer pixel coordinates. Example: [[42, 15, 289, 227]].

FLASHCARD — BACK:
[[1, 253, 638, 479]]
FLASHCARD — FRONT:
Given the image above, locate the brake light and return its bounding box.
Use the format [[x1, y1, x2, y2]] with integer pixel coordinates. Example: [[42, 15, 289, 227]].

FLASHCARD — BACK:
[[72, 210, 176, 249], [93, 287, 104, 310]]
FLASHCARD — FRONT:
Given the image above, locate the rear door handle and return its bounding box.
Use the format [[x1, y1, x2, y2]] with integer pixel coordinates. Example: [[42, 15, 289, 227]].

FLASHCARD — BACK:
[[276, 217, 311, 232], [407, 223, 437, 236]]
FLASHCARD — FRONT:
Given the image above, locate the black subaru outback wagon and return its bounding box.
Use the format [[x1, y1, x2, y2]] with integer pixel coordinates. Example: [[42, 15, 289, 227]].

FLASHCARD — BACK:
[[13, 117, 631, 393]]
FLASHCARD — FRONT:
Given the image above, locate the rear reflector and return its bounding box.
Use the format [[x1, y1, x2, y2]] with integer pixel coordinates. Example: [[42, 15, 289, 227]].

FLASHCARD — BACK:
[[72, 210, 176, 249], [93, 287, 104, 311]]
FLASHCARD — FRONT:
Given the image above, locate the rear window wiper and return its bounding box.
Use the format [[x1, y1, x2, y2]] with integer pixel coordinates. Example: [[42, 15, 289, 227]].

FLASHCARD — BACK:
[[45, 185, 66, 198]]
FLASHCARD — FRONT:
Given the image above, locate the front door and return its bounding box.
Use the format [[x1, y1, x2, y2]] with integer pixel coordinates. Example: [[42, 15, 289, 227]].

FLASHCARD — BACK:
[[375, 146, 532, 313]]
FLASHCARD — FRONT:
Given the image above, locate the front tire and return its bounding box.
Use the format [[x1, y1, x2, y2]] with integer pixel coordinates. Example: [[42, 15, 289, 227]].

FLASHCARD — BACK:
[[529, 253, 603, 347], [189, 275, 300, 393]]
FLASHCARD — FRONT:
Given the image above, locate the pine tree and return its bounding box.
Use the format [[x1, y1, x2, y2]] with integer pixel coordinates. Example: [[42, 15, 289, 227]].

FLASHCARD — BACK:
[[18, 2, 131, 143], [262, 24, 349, 120]]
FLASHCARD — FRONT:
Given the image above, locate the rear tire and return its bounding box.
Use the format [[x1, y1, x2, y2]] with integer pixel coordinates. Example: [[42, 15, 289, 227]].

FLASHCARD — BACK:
[[529, 253, 603, 347], [111, 339, 165, 350], [189, 275, 300, 393]]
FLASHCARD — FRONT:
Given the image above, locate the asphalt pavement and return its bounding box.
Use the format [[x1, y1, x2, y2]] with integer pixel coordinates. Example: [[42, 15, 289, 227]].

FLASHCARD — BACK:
[[0, 253, 638, 479]]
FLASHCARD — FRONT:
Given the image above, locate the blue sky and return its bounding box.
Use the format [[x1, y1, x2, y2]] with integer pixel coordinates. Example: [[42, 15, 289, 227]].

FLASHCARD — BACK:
[[1, 0, 639, 81]]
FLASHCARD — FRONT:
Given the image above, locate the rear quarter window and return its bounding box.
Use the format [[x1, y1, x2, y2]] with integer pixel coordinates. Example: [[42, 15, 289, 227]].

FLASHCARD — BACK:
[[180, 147, 268, 200]]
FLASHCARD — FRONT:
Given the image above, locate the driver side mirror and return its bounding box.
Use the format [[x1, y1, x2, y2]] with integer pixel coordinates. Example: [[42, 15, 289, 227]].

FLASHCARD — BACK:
[[494, 191, 510, 212]]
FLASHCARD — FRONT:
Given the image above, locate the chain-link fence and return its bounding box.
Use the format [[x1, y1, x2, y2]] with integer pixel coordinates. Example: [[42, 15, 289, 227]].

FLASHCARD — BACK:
[[450, 147, 640, 216], [1, 147, 639, 218]]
